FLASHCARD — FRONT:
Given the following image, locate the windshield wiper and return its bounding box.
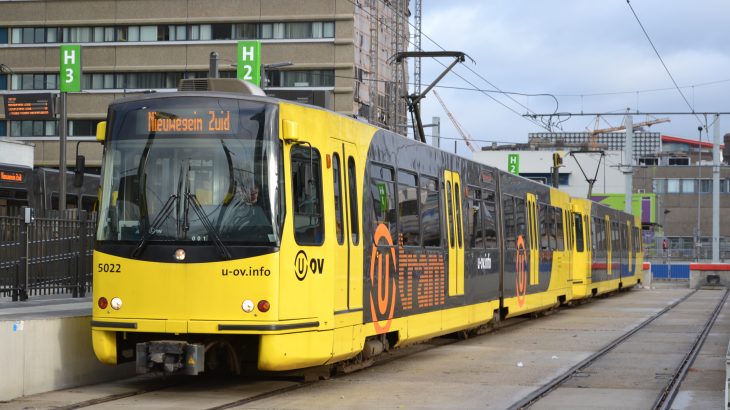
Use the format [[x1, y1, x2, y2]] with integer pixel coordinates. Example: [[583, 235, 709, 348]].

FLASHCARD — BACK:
[[186, 192, 232, 260], [131, 193, 178, 258], [178, 160, 232, 260]]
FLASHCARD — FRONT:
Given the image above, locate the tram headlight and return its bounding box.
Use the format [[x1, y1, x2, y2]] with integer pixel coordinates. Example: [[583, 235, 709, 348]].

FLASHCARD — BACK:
[[174, 249, 186, 261], [110, 297, 123, 310], [97, 297, 108, 309], [257, 300, 270, 313], [241, 299, 254, 313]]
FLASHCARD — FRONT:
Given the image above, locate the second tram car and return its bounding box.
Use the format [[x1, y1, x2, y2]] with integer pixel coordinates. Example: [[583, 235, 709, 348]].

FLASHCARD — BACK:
[[91, 79, 642, 374]]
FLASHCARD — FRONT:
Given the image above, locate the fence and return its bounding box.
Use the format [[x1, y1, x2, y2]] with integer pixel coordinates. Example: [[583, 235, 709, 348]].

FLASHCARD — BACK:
[[0, 209, 95, 301], [650, 264, 690, 280]]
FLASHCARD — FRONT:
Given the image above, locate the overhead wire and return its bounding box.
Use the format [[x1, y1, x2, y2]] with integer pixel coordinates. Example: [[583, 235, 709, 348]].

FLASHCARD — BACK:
[[625, 0, 704, 127], [344, 0, 553, 132]]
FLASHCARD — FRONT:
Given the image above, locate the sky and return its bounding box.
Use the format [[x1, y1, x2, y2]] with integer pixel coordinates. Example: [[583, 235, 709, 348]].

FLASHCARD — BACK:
[[413, 0, 730, 157]]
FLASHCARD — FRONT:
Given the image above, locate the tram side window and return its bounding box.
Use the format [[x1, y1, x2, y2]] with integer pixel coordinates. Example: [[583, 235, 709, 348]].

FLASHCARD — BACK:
[[515, 197, 526, 246], [465, 185, 481, 249], [332, 153, 344, 244], [454, 182, 463, 248], [483, 189, 497, 248], [503, 196, 515, 249], [347, 157, 359, 245], [539, 204, 549, 250], [584, 215, 591, 250], [370, 164, 397, 241], [420, 176, 441, 247], [555, 208, 564, 251], [398, 170, 420, 246], [291, 146, 324, 245], [574, 214, 584, 252]]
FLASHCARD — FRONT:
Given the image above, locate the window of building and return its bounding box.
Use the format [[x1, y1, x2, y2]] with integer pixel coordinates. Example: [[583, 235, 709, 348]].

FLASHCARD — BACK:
[[291, 146, 323, 245], [9, 120, 56, 137], [667, 179, 680, 193], [639, 157, 658, 166], [681, 179, 695, 193], [9, 21, 335, 45], [235, 23, 257, 39], [668, 157, 690, 166], [653, 178, 665, 193], [211, 23, 231, 40], [700, 179, 711, 193]]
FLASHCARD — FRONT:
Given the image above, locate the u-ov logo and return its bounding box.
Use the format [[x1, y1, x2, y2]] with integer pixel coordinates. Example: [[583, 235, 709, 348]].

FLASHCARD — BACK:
[[369, 223, 397, 334], [295, 250, 308, 281], [516, 235, 527, 307]]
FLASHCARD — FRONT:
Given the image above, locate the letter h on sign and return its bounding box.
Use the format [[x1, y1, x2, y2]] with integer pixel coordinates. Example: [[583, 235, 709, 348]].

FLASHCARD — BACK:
[[237, 41, 261, 87], [59, 45, 82, 92]]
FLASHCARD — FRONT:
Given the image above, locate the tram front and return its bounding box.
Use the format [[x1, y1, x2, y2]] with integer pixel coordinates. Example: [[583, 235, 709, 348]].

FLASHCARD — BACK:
[[91, 93, 284, 374]]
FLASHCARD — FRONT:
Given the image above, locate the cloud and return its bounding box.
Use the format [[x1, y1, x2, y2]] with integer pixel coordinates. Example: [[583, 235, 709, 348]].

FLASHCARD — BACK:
[[414, 0, 730, 156]]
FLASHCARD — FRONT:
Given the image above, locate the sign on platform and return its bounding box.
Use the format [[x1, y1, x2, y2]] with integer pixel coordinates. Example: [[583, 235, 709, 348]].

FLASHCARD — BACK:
[[59, 45, 81, 92], [4, 93, 54, 120], [237, 41, 261, 87], [508, 154, 520, 174]]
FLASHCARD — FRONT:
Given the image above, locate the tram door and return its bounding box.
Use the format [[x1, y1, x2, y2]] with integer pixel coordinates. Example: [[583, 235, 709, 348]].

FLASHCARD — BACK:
[[444, 170, 464, 296], [606, 216, 613, 277], [331, 139, 361, 312], [626, 220, 633, 277], [526, 194, 539, 286]]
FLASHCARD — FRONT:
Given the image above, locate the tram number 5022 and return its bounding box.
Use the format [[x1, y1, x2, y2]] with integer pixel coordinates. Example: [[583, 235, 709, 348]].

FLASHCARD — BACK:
[[98, 263, 122, 273]]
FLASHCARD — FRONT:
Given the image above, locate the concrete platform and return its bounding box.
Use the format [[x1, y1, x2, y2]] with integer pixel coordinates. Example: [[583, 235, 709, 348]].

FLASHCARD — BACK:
[[0, 296, 134, 402], [5, 284, 728, 409]]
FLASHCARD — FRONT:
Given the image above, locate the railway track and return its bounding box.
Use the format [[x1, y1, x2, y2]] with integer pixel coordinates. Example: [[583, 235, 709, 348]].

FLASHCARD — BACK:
[[509, 288, 729, 410]]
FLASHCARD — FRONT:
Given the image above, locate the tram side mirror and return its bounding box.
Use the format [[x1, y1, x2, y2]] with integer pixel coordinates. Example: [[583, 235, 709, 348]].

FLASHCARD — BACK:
[[282, 119, 299, 143], [96, 121, 107, 143], [74, 155, 85, 188]]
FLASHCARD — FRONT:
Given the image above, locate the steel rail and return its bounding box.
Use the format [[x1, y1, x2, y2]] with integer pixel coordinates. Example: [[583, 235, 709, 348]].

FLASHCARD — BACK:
[[654, 288, 729, 410], [508, 289, 699, 410]]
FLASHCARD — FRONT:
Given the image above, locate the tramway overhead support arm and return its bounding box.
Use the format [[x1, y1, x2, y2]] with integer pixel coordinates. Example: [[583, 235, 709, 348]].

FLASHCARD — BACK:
[[392, 51, 467, 143]]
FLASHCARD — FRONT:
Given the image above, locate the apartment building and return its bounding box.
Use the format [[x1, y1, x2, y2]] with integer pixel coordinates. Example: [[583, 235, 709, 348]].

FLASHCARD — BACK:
[[0, 0, 410, 169]]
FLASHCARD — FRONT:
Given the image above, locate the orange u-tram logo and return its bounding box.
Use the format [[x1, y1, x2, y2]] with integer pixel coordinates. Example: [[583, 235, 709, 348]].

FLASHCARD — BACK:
[[369, 223, 397, 334], [516, 235, 527, 307]]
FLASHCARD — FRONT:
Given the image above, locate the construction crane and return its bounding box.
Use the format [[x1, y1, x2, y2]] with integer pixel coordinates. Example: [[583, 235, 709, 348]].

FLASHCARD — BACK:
[[432, 90, 478, 153], [588, 116, 670, 134]]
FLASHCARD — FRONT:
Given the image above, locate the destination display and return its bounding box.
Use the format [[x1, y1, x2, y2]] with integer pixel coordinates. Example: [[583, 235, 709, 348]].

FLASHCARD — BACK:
[[0, 169, 24, 183], [4, 93, 54, 120], [143, 110, 237, 134]]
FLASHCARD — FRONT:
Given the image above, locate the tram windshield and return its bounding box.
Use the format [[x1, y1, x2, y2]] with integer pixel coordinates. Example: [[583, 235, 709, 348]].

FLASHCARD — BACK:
[[96, 97, 282, 248]]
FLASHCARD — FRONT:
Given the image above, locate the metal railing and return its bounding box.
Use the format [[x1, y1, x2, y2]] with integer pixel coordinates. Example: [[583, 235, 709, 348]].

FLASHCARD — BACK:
[[644, 241, 730, 262], [0, 209, 95, 301]]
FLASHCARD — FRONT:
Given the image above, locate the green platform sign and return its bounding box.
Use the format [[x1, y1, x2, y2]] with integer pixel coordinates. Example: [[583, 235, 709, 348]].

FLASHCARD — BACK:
[[59, 45, 81, 92], [237, 41, 261, 87], [507, 154, 520, 174]]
